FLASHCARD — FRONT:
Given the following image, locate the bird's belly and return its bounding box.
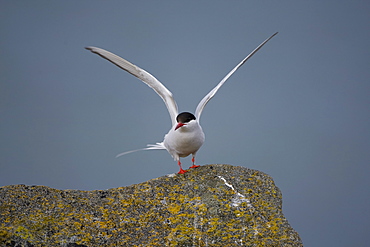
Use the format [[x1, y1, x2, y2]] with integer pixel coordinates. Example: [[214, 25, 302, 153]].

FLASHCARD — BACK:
[[164, 129, 205, 158], [175, 136, 204, 157]]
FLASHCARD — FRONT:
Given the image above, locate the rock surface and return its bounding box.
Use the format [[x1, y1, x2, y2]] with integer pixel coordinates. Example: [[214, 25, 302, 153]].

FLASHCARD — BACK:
[[0, 164, 302, 246]]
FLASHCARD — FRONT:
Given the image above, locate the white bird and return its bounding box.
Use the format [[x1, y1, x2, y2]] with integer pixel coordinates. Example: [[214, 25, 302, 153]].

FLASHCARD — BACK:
[[86, 32, 277, 174]]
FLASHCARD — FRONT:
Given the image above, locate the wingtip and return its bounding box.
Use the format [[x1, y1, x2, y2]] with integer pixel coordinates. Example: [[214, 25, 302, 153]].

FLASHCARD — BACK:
[[269, 32, 279, 40]]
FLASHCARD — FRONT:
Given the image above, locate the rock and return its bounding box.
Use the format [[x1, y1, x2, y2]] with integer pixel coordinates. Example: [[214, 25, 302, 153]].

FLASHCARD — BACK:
[[0, 164, 302, 246]]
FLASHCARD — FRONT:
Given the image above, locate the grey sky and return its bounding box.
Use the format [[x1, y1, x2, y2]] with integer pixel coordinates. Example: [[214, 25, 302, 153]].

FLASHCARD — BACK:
[[1, 1, 369, 246]]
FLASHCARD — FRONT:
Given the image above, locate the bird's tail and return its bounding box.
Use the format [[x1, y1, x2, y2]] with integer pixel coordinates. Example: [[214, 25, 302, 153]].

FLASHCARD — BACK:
[[116, 142, 166, 158]]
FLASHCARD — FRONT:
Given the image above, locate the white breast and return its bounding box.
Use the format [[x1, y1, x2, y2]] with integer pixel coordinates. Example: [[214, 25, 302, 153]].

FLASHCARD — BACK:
[[163, 120, 205, 160]]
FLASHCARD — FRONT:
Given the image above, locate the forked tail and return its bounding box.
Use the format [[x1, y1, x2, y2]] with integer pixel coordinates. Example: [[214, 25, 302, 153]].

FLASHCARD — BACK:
[[116, 142, 166, 158]]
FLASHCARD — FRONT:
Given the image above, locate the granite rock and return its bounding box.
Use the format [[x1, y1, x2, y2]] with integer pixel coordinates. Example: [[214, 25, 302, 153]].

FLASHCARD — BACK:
[[0, 164, 302, 246]]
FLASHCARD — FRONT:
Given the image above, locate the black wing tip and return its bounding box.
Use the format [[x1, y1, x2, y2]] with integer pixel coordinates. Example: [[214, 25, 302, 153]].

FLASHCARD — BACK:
[[85, 47, 102, 55], [269, 32, 279, 39]]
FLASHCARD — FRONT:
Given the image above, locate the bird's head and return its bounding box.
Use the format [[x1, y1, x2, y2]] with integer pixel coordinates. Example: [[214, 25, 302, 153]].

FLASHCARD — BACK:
[[175, 112, 196, 130]]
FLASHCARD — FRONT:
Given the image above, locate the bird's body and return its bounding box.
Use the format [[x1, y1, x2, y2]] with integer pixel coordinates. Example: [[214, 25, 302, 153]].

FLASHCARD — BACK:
[[86, 32, 277, 173], [164, 118, 205, 159]]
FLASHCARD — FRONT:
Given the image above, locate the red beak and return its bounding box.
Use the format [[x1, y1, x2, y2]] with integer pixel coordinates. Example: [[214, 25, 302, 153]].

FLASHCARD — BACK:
[[175, 122, 186, 130]]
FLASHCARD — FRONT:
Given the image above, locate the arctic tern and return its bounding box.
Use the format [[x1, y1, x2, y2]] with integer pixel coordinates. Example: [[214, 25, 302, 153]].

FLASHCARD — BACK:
[[86, 32, 277, 174]]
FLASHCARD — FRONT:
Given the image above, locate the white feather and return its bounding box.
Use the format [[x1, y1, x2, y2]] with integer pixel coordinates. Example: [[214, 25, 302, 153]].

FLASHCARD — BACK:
[[195, 32, 278, 121]]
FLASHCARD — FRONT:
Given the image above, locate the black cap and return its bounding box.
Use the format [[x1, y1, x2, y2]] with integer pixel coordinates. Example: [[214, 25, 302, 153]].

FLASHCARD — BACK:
[[176, 112, 196, 123]]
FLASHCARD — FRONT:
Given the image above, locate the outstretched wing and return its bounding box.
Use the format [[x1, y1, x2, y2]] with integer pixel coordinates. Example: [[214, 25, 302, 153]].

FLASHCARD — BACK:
[[86, 46, 179, 126], [195, 32, 278, 121]]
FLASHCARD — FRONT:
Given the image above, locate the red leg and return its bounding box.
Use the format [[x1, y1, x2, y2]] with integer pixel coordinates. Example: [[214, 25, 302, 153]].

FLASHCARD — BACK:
[[177, 160, 187, 174], [189, 156, 200, 169]]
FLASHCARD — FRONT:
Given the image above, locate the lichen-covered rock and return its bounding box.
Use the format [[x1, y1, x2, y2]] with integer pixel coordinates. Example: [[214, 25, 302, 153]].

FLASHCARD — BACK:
[[0, 164, 302, 246]]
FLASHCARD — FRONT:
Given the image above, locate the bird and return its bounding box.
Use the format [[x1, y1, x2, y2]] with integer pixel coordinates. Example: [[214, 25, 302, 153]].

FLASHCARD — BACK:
[[85, 32, 278, 174]]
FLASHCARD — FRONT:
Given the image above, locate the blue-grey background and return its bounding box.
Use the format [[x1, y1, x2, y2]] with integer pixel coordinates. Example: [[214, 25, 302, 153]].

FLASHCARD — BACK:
[[1, 1, 369, 246]]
